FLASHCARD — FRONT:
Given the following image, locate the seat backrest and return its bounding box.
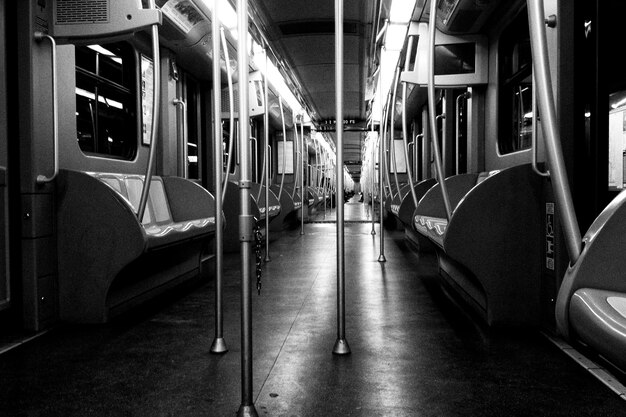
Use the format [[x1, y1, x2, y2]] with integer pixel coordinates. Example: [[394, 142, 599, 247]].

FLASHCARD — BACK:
[[476, 170, 500, 186], [88, 172, 173, 227]]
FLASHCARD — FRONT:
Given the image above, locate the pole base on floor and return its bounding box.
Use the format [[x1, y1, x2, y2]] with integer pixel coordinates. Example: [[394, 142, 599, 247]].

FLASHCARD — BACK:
[[237, 404, 259, 417], [378, 254, 386, 262], [332, 338, 351, 355], [210, 337, 228, 354], [264, 255, 271, 262]]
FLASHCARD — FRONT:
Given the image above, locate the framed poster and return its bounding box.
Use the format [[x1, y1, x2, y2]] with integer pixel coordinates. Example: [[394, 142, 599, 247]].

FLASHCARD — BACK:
[[141, 55, 154, 145], [277, 141, 294, 174]]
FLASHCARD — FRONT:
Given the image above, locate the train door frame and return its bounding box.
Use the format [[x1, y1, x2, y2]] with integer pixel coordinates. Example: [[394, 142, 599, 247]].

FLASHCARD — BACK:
[[0, 0, 10, 314]]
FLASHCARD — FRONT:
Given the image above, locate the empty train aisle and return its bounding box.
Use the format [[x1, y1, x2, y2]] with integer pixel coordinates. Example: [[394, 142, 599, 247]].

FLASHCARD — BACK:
[[0, 224, 624, 416]]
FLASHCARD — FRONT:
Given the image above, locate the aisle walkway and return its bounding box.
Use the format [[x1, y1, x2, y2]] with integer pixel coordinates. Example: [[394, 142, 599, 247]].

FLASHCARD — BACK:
[[0, 224, 624, 416], [309, 194, 376, 222]]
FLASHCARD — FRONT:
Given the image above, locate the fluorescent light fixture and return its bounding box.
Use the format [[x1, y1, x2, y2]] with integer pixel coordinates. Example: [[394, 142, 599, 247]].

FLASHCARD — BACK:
[[390, 0, 417, 24], [199, 0, 238, 39], [384, 23, 407, 51], [253, 50, 303, 115]]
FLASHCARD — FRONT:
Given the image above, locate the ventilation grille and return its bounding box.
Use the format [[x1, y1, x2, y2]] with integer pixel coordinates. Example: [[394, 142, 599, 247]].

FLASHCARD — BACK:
[[56, 0, 109, 24], [221, 85, 240, 115]]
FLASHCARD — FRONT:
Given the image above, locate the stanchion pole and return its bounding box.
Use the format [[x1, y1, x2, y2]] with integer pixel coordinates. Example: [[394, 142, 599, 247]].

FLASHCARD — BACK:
[[333, 0, 350, 355], [210, 0, 227, 355], [236, 0, 258, 415]]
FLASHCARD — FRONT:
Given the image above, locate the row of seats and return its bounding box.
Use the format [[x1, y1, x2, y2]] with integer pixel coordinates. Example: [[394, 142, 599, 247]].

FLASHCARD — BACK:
[[391, 163, 626, 374], [389, 164, 544, 327], [56, 170, 315, 323], [56, 170, 218, 323]]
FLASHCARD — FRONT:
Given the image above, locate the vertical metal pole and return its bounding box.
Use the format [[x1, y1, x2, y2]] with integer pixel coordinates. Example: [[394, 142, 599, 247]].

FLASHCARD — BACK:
[[137, 0, 161, 222], [236, 0, 257, 416], [527, 0, 581, 262], [333, 0, 350, 355], [264, 51, 271, 263], [210, 0, 227, 355], [300, 119, 305, 234], [427, 2, 452, 220], [324, 148, 328, 219], [378, 75, 386, 262]]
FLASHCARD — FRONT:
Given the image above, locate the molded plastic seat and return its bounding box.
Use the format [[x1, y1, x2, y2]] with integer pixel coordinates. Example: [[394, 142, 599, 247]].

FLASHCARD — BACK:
[[556, 190, 626, 373], [569, 289, 626, 370]]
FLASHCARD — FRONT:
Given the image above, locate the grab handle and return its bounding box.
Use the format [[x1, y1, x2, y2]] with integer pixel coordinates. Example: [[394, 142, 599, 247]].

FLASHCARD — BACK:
[[34, 32, 58, 185], [173, 98, 187, 178], [530, 72, 549, 177]]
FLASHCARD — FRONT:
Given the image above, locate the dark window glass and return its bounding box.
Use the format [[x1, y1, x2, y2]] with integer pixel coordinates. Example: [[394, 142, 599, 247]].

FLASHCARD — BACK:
[[75, 43, 137, 159], [434, 43, 476, 75], [498, 11, 533, 155]]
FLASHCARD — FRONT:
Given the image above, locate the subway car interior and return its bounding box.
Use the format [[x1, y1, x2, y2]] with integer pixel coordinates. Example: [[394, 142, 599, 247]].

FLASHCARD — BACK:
[[2, 0, 626, 415]]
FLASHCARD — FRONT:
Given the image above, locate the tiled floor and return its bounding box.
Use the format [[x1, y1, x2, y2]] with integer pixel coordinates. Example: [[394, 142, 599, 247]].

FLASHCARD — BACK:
[[1, 222, 625, 416]]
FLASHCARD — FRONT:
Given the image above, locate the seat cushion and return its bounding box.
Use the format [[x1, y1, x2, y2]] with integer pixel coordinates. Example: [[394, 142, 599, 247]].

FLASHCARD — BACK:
[[144, 217, 216, 250], [413, 215, 447, 248], [570, 288, 626, 371]]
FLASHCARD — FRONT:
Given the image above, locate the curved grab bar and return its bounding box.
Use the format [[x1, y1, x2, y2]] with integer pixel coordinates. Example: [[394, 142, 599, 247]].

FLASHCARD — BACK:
[[34, 32, 58, 185], [455, 92, 470, 175], [300, 118, 305, 234], [415, 133, 424, 180], [427, 1, 453, 220], [382, 80, 393, 196], [402, 35, 419, 208], [220, 27, 235, 201], [528, 0, 581, 263], [173, 98, 187, 178], [291, 113, 300, 200], [278, 97, 287, 200], [390, 66, 402, 201], [257, 48, 270, 205], [137, 2, 161, 221], [531, 72, 549, 177]]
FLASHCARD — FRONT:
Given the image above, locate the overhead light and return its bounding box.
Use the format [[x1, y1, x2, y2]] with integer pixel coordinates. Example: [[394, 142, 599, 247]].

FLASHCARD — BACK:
[[199, 0, 238, 39], [252, 50, 304, 116], [390, 0, 417, 24], [384, 23, 407, 51]]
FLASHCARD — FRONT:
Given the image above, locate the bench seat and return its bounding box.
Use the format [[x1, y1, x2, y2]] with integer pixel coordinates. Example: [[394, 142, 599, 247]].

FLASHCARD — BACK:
[[412, 164, 543, 326], [57, 170, 217, 323]]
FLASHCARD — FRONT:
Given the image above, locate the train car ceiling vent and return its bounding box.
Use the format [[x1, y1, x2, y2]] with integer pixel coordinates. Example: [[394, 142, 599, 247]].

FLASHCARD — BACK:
[[50, 0, 162, 42]]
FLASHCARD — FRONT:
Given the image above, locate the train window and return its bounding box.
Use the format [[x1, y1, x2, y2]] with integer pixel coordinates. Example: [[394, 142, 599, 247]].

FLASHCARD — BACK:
[[75, 43, 137, 159], [498, 11, 533, 155], [434, 43, 475, 76]]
